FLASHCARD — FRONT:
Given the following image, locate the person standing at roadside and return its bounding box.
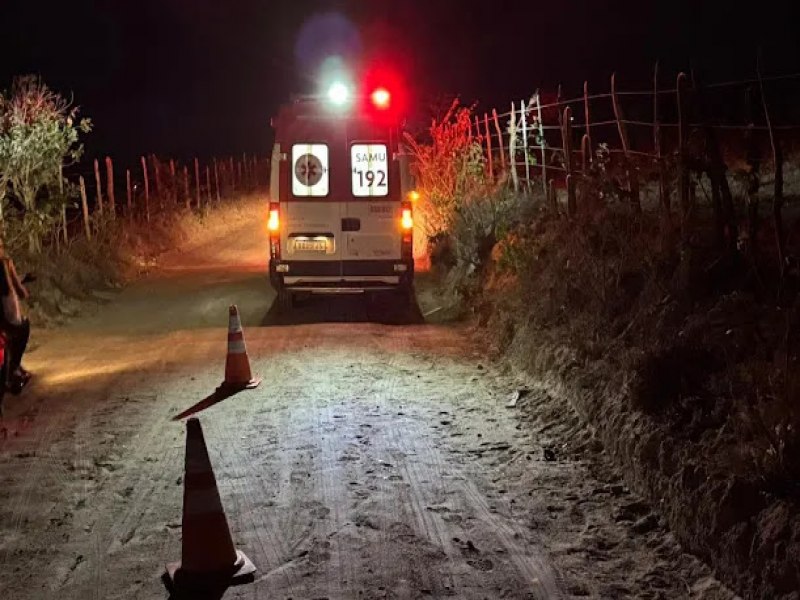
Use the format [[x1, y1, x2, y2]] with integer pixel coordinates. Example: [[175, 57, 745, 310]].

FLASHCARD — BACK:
[[0, 239, 31, 394]]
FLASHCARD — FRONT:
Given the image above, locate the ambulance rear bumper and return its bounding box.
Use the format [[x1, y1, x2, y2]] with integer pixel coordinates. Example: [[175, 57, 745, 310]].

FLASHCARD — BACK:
[[269, 259, 414, 292]]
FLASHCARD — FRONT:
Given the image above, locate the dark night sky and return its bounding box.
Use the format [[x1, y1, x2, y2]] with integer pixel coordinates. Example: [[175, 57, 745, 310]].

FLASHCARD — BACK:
[[1, 0, 798, 166]]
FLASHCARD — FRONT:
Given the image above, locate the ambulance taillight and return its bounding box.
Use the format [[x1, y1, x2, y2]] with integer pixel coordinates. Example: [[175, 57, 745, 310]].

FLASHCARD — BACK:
[[401, 207, 413, 230], [268, 204, 280, 259], [268, 206, 280, 232], [401, 201, 413, 259]]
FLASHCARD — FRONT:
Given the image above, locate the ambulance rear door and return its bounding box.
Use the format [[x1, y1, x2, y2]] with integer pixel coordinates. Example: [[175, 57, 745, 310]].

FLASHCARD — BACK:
[[282, 135, 344, 276], [342, 126, 402, 265]]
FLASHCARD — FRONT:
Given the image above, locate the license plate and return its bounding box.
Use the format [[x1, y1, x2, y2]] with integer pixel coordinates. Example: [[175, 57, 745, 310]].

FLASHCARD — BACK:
[[294, 239, 328, 252]]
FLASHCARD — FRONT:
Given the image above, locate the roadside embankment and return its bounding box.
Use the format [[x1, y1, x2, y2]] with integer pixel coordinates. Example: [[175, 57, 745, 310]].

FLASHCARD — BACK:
[[436, 205, 800, 599]]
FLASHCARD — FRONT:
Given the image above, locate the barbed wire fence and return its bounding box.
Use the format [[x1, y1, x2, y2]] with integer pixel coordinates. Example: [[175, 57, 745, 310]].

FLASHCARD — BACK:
[[55, 153, 267, 248], [463, 63, 800, 275]]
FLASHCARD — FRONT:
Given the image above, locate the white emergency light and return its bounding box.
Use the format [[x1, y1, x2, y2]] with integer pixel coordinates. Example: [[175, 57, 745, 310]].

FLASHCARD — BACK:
[[327, 82, 351, 106]]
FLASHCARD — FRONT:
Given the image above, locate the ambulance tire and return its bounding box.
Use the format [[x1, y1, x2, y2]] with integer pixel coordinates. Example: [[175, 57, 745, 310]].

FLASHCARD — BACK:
[[394, 283, 415, 309], [292, 291, 311, 306], [277, 289, 293, 312]]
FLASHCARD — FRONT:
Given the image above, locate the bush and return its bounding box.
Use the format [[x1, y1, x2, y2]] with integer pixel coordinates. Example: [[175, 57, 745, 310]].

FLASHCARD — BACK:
[[0, 75, 91, 253], [404, 100, 490, 240], [450, 184, 536, 270]]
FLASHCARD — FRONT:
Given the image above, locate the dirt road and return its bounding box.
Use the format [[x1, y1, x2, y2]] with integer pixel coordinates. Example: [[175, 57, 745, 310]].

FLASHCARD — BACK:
[[0, 200, 736, 599]]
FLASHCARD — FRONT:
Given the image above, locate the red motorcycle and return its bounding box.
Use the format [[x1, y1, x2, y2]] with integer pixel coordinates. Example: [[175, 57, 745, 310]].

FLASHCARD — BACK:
[[0, 272, 35, 423]]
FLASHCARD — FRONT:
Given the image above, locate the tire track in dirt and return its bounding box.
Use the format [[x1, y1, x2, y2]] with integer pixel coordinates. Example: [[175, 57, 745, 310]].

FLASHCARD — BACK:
[[368, 345, 462, 597], [214, 366, 301, 599], [0, 336, 124, 594], [373, 338, 563, 599], [0, 410, 68, 583], [382, 409, 461, 596], [37, 335, 191, 599], [82, 389, 178, 599]]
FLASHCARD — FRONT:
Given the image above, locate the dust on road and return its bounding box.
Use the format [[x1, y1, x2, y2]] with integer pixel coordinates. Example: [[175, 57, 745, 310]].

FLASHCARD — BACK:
[[0, 199, 735, 599]]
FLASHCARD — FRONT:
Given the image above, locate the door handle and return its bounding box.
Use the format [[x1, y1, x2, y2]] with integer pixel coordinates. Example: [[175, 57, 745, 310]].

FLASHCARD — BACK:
[[341, 218, 361, 232]]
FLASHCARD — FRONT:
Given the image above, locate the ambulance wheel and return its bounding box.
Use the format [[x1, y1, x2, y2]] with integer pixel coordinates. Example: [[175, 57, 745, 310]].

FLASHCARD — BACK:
[[394, 283, 415, 308], [277, 289, 293, 312]]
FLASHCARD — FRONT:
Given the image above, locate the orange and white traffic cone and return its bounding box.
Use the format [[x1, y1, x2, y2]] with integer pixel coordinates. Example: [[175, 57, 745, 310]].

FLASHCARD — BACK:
[[164, 418, 256, 592], [222, 305, 261, 391]]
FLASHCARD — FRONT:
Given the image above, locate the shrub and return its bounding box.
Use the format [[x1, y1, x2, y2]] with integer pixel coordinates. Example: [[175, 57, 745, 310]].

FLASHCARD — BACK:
[[404, 100, 489, 239], [0, 76, 91, 253]]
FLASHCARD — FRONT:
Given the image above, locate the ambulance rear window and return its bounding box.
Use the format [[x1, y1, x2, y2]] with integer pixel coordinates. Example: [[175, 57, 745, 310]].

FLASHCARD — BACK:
[[291, 144, 329, 197], [351, 143, 389, 198]]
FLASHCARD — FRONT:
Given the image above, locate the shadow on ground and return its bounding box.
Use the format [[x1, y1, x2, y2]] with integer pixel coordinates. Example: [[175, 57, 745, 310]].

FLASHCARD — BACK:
[[171, 386, 244, 421], [261, 292, 425, 327]]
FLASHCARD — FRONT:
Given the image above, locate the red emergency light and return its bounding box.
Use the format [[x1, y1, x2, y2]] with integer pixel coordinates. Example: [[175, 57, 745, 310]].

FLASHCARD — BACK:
[[361, 62, 406, 120], [371, 87, 391, 110]]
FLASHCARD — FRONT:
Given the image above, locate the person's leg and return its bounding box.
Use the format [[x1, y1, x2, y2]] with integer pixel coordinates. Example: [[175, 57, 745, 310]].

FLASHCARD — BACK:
[[7, 320, 30, 392], [14, 319, 29, 375]]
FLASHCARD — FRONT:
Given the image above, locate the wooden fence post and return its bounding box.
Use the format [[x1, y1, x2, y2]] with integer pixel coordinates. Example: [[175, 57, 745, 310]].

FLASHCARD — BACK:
[[581, 82, 592, 213], [194, 158, 201, 209], [583, 81, 592, 164], [492, 109, 506, 173], [483, 114, 494, 180], [170, 159, 177, 205], [548, 178, 557, 214], [141, 156, 150, 222], [677, 73, 690, 238], [695, 73, 737, 250], [508, 103, 519, 192], [654, 62, 670, 217], [94, 158, 104, 216], [743, 86, 760, 248], [79, 176, 91, 240], [152, 156, 163, 210], [105, 156, 115, 219], [520, 100, 530, 189], [183, 166, 190, 210], [126, 169, 132, 218], [206, 165, 212, 207], [214, 158, 221, 202], [581, 135, 591, 174], [611, 73, 641, 212], [219, 161, 226, 196], [556, 84, 563, 127], [535, 93, 546, 199], [562, 106, 576, 216], [758, 53, 786, 274]]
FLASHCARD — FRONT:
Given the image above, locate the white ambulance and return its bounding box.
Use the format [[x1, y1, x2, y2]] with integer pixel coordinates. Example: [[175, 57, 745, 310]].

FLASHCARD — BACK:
[[268, 86, 415, 309]]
